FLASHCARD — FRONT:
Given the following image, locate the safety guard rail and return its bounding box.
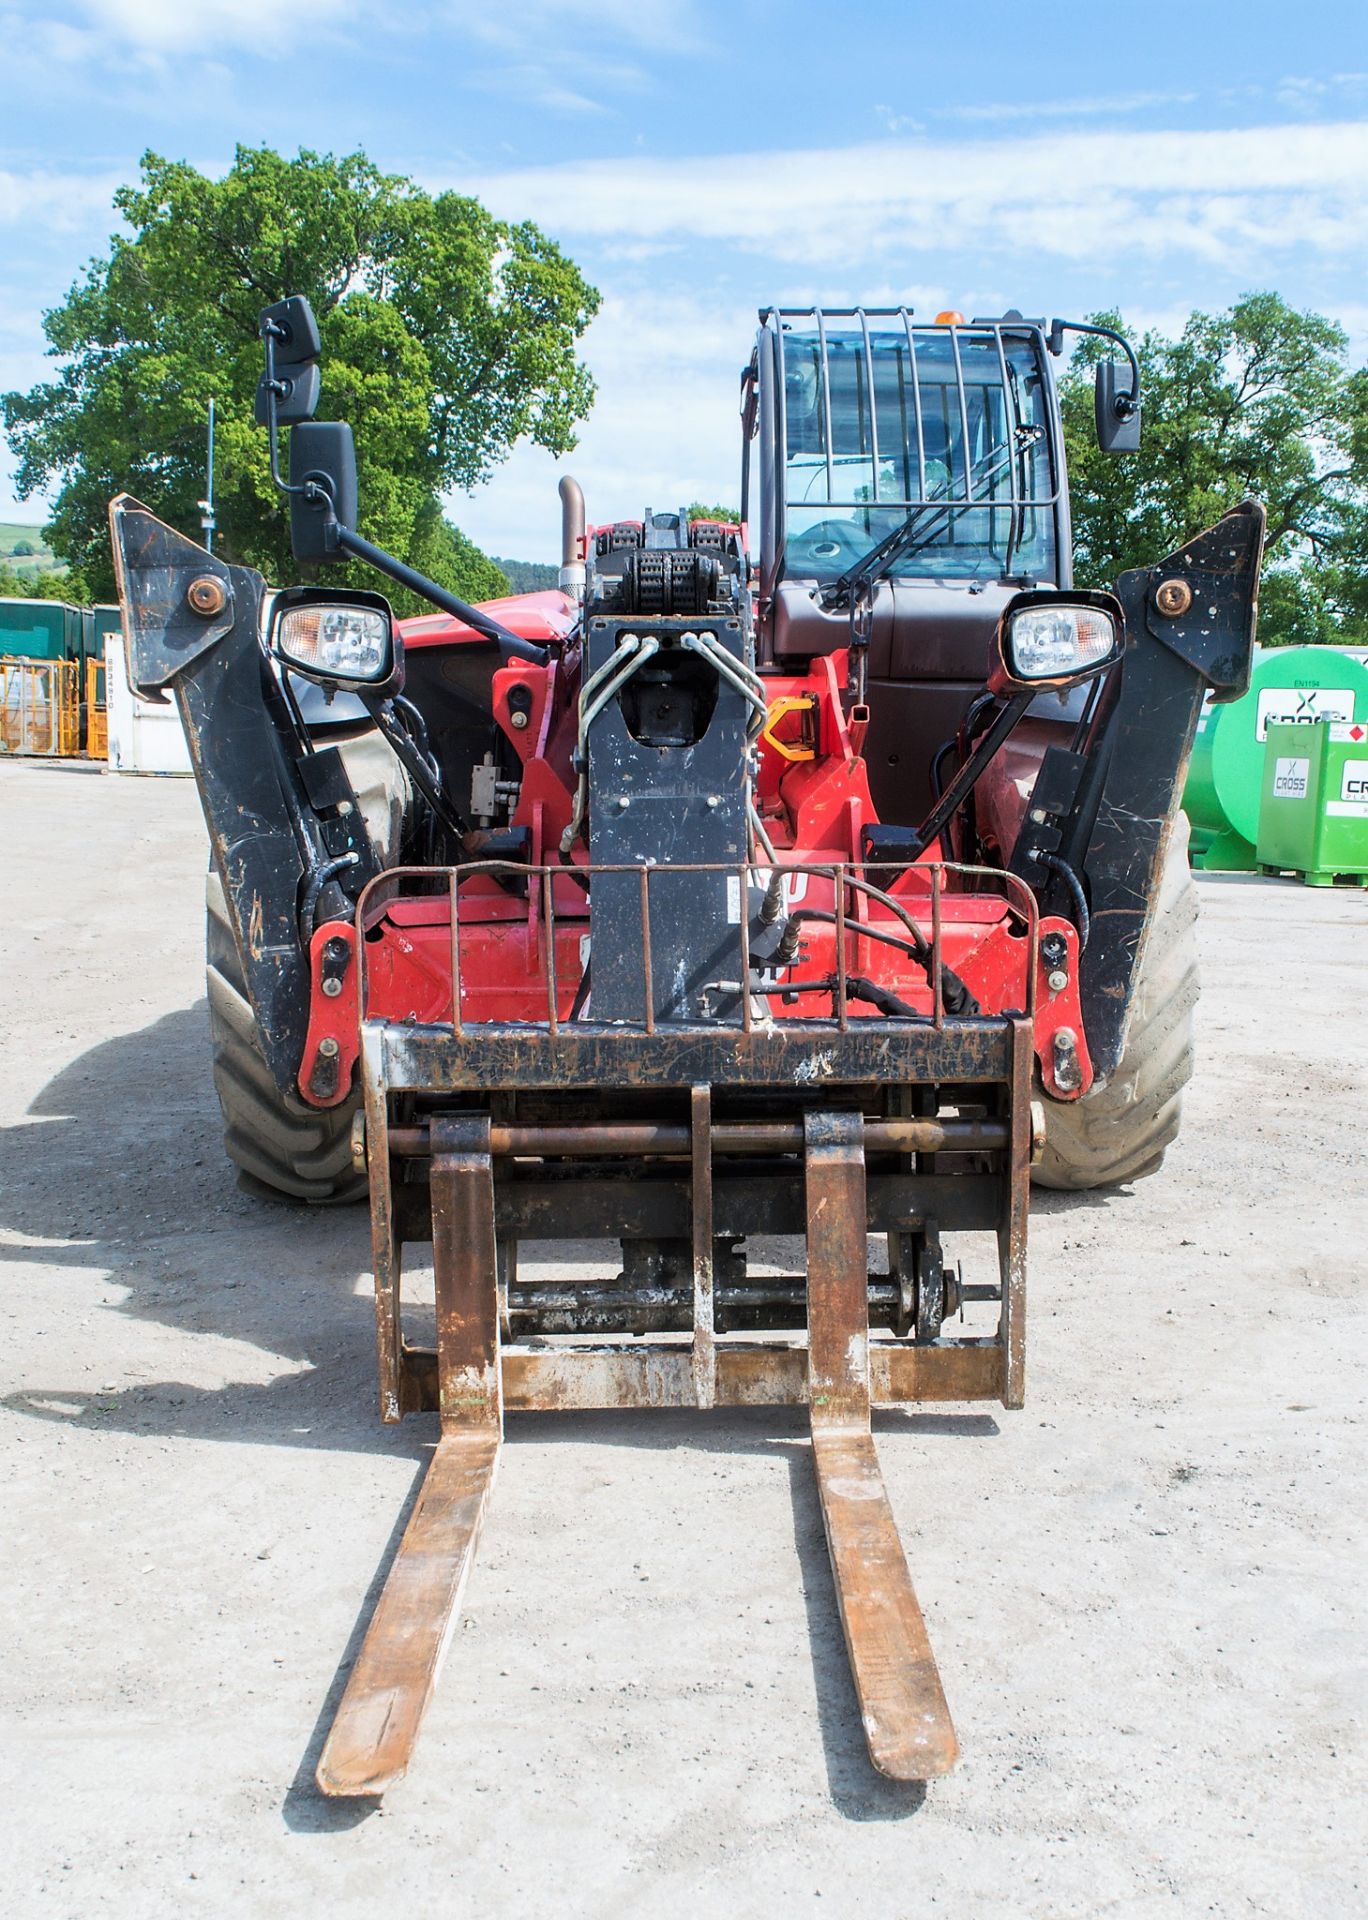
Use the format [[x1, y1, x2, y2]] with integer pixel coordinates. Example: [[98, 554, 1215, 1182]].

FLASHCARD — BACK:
[[356, 857, 1039, 1036]]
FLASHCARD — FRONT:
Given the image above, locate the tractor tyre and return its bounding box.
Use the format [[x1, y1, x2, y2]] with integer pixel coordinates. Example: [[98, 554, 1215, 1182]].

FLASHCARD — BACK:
[[205, 732, 408, 1204], [1032, 813, 1199, 1191]]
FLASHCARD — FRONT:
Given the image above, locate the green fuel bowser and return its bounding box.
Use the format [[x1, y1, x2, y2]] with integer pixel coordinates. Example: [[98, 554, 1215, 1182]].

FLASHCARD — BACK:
[[1184, 646, 1368, 869], [1257, 719, 1368, 886]]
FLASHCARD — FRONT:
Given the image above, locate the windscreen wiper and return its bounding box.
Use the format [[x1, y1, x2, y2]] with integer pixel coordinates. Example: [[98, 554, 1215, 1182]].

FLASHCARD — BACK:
[[819, 424, 1043, 615]]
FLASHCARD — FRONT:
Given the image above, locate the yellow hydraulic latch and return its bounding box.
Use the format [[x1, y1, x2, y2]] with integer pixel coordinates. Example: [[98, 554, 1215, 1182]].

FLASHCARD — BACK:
[[761, 694, 819, 763]]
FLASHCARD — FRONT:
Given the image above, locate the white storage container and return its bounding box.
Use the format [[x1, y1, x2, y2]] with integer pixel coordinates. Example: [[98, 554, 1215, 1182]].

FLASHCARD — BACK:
[[105, 632, 193, 775]]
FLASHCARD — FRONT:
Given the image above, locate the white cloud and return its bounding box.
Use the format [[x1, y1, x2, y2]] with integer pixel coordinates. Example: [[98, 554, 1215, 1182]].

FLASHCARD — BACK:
[[451, 1, 696, 117], [0, 167, 123, 231], [941, 88, 1198, 123], [466, 63, 614, 116], [27, 0, 356, 61], [21, 18, 100, 61], [454, 0, 703, 55], [443, 121, 1368, 270], [1275, 70, 1368, 111], [450, 287, 756, 559], [32, 0, 707, 91], [13, 0, 707, 71], [85, 0, 259, 25]]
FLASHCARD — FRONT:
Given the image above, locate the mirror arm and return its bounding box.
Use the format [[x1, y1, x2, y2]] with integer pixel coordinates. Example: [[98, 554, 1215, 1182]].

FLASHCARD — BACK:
[[255, 297, 547, 665], [329, 519, 549, 665], [261, 324, 310, 497], [1047, 318, 1142, 417]]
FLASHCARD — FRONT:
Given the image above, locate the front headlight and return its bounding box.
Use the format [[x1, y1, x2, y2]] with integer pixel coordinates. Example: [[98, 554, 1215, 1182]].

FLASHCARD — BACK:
[[992, 591, 1125, 693], [275, 602, 393, 683], [1008, 604, 1118, 680]]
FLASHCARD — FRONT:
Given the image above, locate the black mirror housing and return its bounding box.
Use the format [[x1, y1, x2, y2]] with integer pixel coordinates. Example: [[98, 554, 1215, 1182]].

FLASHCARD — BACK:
[[254, 360, 320, 426], [288, 422, 358, 567], [259, 295, 321, 363], [256, 295, 323, 427], [1095, 361, 1141, 453]]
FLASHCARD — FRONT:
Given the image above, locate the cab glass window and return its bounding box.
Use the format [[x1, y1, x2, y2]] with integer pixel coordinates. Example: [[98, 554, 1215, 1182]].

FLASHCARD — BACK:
[[780, 328, 1057, 583]]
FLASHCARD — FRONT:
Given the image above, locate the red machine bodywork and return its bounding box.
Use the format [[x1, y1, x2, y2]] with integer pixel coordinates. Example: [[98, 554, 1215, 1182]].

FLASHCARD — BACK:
[[399, 590, 579, 654], [295, 603, 1091, 1109]]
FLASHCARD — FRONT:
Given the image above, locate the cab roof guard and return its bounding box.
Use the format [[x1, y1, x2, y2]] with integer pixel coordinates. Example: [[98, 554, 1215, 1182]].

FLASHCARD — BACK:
[[756, 306, 1061, 520]]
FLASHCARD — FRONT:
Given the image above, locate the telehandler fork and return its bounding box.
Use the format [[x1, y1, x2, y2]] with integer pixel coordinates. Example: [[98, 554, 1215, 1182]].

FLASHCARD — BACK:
[[110, 294, 1261, 1794]]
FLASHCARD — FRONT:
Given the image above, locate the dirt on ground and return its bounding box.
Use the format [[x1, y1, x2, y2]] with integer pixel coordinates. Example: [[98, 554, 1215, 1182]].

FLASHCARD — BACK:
[[1, 756, 1364, 1919]]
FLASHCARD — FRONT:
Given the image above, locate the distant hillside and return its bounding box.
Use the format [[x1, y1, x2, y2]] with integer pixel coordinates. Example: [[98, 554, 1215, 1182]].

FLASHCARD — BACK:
[[493, 556, 559, 594], [0, 521, 61, 577]]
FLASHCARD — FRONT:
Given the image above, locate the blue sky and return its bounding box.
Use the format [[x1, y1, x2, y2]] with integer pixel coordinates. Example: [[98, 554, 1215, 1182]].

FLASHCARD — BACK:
[[2, 0, 1367, 561]]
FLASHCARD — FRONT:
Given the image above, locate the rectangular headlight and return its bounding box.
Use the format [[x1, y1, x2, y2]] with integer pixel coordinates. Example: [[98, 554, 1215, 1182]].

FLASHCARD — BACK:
[[1007, 603, 1119, 681], [276, 603, 393, 683]]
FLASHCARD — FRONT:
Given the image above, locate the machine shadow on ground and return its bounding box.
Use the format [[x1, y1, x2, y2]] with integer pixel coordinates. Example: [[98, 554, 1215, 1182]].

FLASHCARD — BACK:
[[0, 1001, 414, 1460]]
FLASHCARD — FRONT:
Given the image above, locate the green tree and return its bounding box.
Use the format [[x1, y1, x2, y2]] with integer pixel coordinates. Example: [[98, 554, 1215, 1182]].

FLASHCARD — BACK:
[[424, 520, 510, 603], [493, 556, 559, 593], [1061, 294, 1368, 646], [2, 146, 599, 608], [685, 501, 741, 524], [10, 539, 35, 557], [0, 563, 81, 600]]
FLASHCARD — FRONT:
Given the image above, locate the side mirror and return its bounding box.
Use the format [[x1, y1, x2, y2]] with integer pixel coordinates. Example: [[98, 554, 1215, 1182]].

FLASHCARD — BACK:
[[255, 295, 322, 426], [740, 361, 759, 439], [287, 422, 358, 567], [261, 294, 322, 362], [1095, 361, 1141, 453], [255, 360, 319, 426], [991, 589, 1125, 695]]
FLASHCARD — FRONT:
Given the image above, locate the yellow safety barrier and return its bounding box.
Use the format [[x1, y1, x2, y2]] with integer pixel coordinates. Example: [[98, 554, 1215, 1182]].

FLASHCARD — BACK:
[[0, 657, 80, 757], [85, 655, 108, 760]]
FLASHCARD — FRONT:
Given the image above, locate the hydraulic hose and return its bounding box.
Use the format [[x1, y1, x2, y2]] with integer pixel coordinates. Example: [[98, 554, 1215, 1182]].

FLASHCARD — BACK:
[[1039, 852, 1091, 949], [302, 851, 360, 937]]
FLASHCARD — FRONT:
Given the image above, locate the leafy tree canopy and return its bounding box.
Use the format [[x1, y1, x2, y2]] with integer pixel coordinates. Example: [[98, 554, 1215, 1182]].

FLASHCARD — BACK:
[[494, 555, 559, 594], [1061, 292, 1368, 646], [684, 501, 741, 524], [2, 145, 600, 607], [0, 563, 80, 600]]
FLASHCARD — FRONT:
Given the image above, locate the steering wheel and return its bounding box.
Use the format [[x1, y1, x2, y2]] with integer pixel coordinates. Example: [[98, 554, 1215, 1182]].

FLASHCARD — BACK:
[[791, 518, 869, 567]]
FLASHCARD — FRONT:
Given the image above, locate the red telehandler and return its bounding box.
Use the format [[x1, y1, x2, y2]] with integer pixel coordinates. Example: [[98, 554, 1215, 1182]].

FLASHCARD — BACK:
[[111, 298, 1262, 1793]]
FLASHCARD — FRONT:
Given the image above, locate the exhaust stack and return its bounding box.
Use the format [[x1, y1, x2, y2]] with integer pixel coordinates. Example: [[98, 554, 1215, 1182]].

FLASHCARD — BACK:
[[558, 474, 586, 604]]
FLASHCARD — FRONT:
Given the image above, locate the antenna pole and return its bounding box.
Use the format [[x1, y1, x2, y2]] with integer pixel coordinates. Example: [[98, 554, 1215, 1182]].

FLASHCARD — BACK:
[[199, 399, 217, 552]]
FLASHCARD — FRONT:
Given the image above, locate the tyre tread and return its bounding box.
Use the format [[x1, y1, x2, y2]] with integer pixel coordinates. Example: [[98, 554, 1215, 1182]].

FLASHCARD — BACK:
[[1034, 816, 1199, 1192], [206, 870, 366, 1203]]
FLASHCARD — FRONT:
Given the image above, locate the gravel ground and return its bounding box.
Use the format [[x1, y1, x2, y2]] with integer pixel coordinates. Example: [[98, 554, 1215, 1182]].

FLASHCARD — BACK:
[[1, 756, 1364, 1920]]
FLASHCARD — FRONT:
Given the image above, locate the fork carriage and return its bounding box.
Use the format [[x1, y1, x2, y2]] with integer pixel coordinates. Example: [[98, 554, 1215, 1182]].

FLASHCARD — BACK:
[[315, 859, 1036, 1795]]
